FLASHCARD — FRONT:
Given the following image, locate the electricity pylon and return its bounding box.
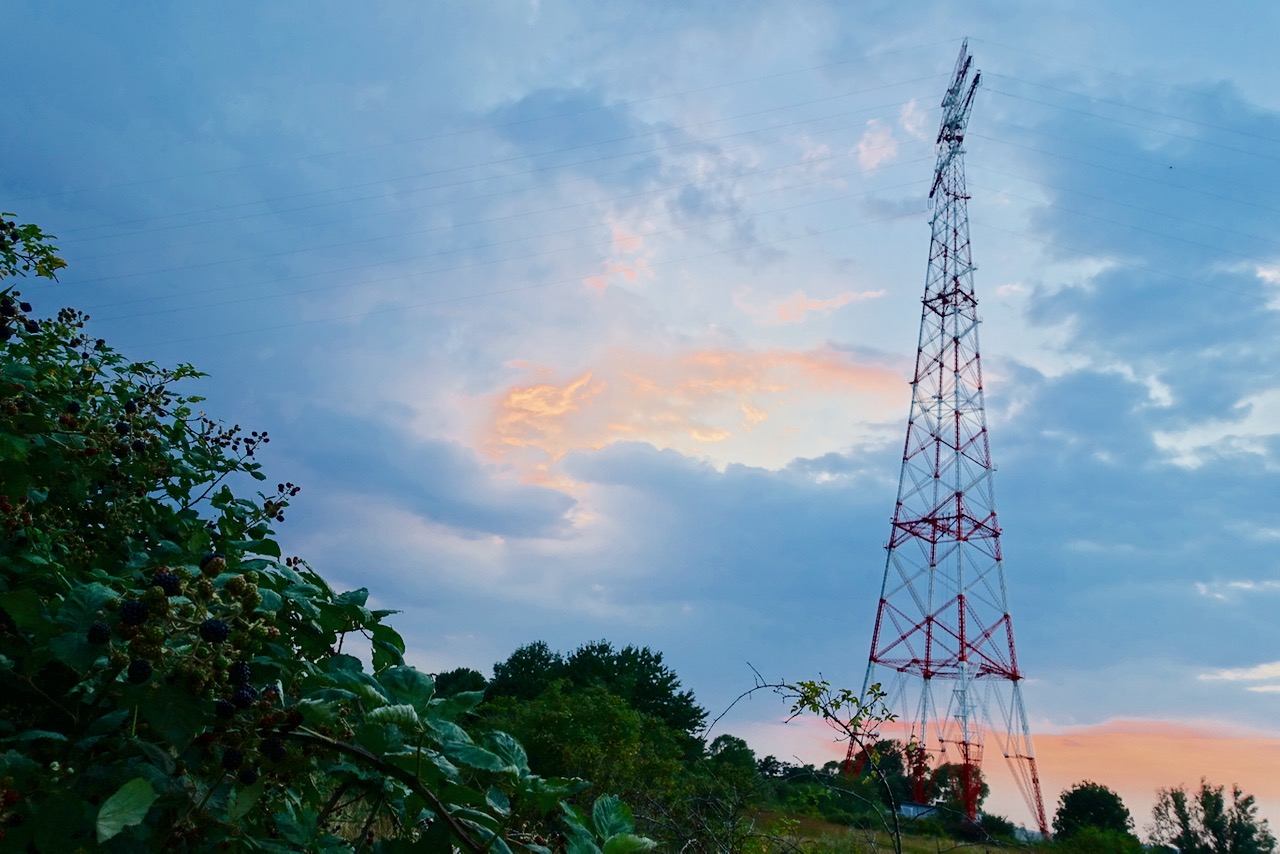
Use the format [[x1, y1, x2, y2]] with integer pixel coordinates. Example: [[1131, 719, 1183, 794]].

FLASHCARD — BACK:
[[856, 40, 1048, 836]]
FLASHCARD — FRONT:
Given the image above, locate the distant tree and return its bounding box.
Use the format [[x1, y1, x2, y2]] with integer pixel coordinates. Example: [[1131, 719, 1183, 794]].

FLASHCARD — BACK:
[[489, 639, 706, 741], [1149, 779, 1276, 854], [563, 639, 707, 738], [931, 761, 989, 818], [481, 680, 685, 807], [1054, 780, 1135, 839], [1055, 826, 1144, 854], [488, 639, 564, 700], [434, 665, 487, 696]]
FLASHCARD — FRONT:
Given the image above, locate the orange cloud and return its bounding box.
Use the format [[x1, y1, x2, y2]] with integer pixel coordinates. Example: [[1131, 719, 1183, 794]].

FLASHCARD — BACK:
[[483, 345, 903, 475], [772, 289, 886, 324], [583, 221, 652, 291]]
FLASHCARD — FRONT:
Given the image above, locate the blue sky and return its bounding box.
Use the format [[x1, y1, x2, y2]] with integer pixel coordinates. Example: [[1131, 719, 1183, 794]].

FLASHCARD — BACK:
[[6, 0, 1280, 828]]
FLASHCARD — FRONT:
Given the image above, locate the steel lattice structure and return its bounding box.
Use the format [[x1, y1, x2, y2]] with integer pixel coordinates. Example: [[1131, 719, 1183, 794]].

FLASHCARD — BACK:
[[856, 41, 1048, 836]]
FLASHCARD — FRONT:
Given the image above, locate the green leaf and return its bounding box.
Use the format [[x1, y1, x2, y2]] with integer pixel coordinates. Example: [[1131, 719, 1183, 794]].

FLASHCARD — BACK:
[[602, 835, 657, 853], [96, 777, 158, 843], [2, 729, 68, 743], [377, 666, 434, 713], [55, 582, 116, 627], [483, 731, 531, 777], [366, 703, 421, 728], [228, 778, 266, 822], [335, 588, 369, 607], [591, 795, 634, 839], [442, 741, 509, 773]]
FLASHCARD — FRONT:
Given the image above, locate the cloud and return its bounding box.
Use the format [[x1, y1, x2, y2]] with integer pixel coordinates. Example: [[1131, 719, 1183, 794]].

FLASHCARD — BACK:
[[482, 344, 904, 476], [898, 98, 929, 141], [1199, 660, 1280, 683], [856, 119, 898, 170], [1153, 387, 1280, 468], [287, 411, 576, 539], [771, 289, 886, 324]]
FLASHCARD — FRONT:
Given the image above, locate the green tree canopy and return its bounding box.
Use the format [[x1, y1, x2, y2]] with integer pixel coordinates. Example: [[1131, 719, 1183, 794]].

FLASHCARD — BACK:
[[1054, 780, 1135, 839], [1149, 779, 1276, 854], [489, 639, 707, 739]]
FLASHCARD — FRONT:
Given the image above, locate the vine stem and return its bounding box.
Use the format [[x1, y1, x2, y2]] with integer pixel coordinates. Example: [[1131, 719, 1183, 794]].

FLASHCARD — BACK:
[[287, 727, 487, 853]]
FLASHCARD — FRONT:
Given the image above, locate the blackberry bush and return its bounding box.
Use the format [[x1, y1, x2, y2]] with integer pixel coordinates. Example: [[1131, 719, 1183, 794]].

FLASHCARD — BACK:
[[0, 216, 645, 852]]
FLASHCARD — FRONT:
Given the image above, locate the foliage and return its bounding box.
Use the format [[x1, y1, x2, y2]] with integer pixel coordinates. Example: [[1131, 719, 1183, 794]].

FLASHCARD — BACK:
[[435, 666, 487, 696], [772, 678, 910, 854], [489, 639, 706, 742], [1053, 826, 1144, 854], [1053, 779, 1134, 839], [0, 217, 651, 851], [1149, 778, 1276, 854], [481, 681, 687, 808]]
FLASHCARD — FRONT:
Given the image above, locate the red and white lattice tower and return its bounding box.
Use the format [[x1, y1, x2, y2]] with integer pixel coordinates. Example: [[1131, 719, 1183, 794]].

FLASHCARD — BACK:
[[856, 41, 1048, 836]]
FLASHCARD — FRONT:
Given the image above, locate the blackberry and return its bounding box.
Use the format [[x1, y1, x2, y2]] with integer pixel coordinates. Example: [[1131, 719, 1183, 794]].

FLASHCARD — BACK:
[[18, 302, 31, 313], [228, 660, 251, 685], [127, 659, 153, 684], [221, 748, 244, 771], [23, 320, 38, 334], [200, 553, 227, 578], [66, 401, 81, 415], [151, 570, 181, 597], [236, 768, 258, 785], [119, 600, 148, 626], [114, 421, 130, 435], [214, 699, 236, 719], [87, 621, 112, 644], [131, 439, 147, 453], [231, 684, 258, 709], [261, 735, 286, 762], [199, 618, 231, 643], [124, 400, 138, 414]]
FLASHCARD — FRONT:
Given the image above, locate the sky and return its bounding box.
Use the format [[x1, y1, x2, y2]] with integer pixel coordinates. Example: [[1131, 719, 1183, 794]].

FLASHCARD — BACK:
[[5, 0, 1280, 834]]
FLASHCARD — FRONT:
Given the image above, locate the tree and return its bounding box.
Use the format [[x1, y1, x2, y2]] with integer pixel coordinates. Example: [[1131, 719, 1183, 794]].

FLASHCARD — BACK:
[[434, 665, 487, 696], [1054, 780, 1135, 839], [1149, 779, 1276, 854], [0, 216, 651, 851], [489, 639, 707, 742], [488, 639, 565, 700], [481, 680, 686, 807], [564, 639, 707, 738]]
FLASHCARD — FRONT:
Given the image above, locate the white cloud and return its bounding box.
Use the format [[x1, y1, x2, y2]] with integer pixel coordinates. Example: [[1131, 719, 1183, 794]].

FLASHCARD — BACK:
[[1154, 388, 1280, 468], [1199, 661, 1280, 682]]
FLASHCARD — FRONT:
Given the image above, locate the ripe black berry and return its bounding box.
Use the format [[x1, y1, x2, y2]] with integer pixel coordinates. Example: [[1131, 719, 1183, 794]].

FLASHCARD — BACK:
[[127, 659, 153, 684], [114, 421, 130, 435], [87, 621, 112, 644], [199, 618, 231, 643], [66, 401, 81, 415], [23, 320, 38, 334], [151, 571, 181, 597], [119, 600, 149, 626], [231, 684, 258, 709], [221, 748, 244, 771], [237, 768, 258, 785], [124, 400, 137, 414], [131, 439, 147, 453], [228, 660, 251, 685], [18, 302, 31, 313], [214, 699, 236, 719]]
